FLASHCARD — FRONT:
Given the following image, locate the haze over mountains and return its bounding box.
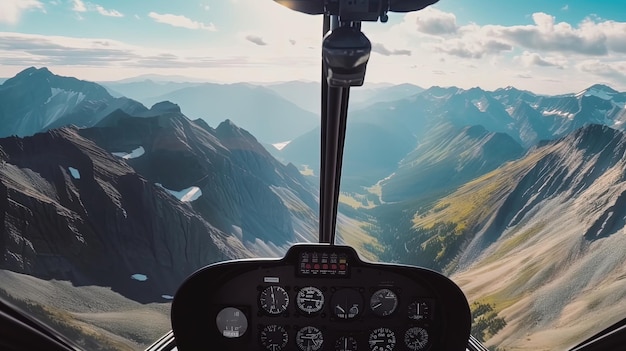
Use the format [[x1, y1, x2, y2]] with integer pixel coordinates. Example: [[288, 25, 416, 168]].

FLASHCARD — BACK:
[[1, 66, 626, 350]]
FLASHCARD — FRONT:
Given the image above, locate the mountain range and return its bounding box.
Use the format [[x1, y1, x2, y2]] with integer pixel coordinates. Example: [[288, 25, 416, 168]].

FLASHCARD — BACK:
[[2, 66, 626, 350]]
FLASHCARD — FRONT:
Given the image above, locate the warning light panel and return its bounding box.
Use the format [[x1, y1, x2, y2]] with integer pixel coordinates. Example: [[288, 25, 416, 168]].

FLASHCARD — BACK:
[[298, 251, 350, 277]]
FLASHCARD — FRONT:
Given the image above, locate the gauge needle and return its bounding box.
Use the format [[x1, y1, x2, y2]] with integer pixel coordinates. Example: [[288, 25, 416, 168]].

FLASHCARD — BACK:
[[336, 305, 345, 313], [372, 302, 382, 309]]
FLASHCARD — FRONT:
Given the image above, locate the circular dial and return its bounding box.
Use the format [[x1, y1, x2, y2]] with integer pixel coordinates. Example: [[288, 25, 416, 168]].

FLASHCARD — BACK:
[[408, 300, 431, 321], [296, 326, 324, 351], [297, 286, 325, 314], [331, 288, 363, 319], [260, 286, 289, 315], [370, 288, 398, 317], [404, 327, 429, 350], [260, 325, 288, 351], [336, 336, 358, 351], [215, 307, 248, 338], [368, 327, 396, 351]]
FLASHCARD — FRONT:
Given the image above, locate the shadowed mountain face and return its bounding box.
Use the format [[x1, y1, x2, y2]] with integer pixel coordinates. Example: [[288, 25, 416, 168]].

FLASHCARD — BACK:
[[0, 105, 319, 302], [0, 67, 147, 138]]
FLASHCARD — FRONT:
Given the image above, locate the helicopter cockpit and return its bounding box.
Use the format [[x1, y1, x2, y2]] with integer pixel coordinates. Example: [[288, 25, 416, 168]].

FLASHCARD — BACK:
[[170, 1, 472, 350]]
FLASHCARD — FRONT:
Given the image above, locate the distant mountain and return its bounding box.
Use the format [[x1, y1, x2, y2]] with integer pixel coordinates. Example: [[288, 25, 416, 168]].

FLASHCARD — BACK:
[[0, 106, 322, 302], [354, 84, 626, 149], [143, 83, 318, 143], [377, 124, 626, 350], [279, 121, 416, 192], [380, 123, 524, 202], [265, 81, 424, 113], [101, 79, 202, 103], [0, 67, 146, 138]]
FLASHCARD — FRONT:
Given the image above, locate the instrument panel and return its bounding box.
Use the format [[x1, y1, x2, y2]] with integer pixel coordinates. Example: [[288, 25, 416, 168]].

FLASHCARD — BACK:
[[171, 244, 471, 350]]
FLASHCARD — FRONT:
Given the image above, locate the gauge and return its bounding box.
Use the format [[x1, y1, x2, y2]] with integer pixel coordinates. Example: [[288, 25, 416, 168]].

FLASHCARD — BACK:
[[370, 288, 398, 317], [297, 286, 325, 314], [296, 326, 324, 351], [368, 327, 395, 351], [331, 288, 363, 319], [215, 307, 248, 338], [336, 336, 358, 351], [260, 325, 289, 351], [408, 300, 431, 321], [260, 286, 289, 315], [404, 327, 429, 350]]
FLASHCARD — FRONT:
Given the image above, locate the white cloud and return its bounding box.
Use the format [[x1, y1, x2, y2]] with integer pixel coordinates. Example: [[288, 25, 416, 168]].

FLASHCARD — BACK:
[[148, 12, 216, 31], [72, 1, 123, 18], [578, 59, 626, 79], [0, 0, 44, 25], [517, 51, 566, 69], [413, 7, 458, 35], [96, 5, 123, 18], [72, 0, 86, 12], [372, 43, 411, 56]]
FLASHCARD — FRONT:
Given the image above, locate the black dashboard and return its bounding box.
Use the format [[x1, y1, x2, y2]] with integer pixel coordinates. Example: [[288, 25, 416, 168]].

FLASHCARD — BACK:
[[171, 244, 471, 351]]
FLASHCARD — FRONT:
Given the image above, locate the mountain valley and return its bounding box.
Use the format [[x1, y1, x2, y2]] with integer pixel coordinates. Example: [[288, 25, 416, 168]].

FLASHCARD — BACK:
[[1, 67, 626, 350]]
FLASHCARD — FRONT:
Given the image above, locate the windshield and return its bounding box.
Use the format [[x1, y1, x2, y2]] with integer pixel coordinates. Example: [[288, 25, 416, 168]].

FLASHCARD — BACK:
[[1, 0, 626, 350]]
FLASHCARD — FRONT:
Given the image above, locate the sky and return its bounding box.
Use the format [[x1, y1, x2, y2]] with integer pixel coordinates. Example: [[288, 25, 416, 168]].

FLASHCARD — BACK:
[[1, 0, 626, 94]]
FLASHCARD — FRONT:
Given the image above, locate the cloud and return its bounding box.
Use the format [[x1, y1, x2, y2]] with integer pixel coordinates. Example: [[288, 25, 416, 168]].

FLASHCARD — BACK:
[[578, 60, 626, 79], [371, 43, 411, 56], [433, 38, 512, 59], [72, 0, 86, 12], [0, 32, 256, 70], [72, 1, 123, 18], [148, 12, 216, 31], [0, 0, 44, 25], [245, 35, 267, 46], [96, 5, 123, 17], [517, 51, 565, 69], [413, 8, 458, 35], [490, 12, 608, 55]]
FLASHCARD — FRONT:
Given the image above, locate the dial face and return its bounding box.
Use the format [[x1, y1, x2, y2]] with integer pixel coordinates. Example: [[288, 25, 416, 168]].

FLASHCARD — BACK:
[[404, 327, 429, 350], [408, 300, 431, 321], [215, 307, 248, 338], [297, 286, 325, 314], [260, 286, 289, 315], [295, 326, 324, 351], [260, 325, 288, 351], [331, 288, 363, 319], [368, 327, 396, 351], [370, 288, 398, 317], [336, 336, 358, 351]]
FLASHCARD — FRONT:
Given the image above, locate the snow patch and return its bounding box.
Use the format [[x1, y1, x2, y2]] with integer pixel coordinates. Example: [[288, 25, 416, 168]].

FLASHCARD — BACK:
[[112, 146, 145, 159], [272, 141, 291, 151], [541, 109, 575, 119], [43, 88, 87, 128], [576, 87, 613, 101], [131, 274, 148, 281], [472, 99, 488, 112], [505, 106, 515, 116], [156, 183, 202, 202], [161, 294, 174, 300], [68, 167, 80, 179]]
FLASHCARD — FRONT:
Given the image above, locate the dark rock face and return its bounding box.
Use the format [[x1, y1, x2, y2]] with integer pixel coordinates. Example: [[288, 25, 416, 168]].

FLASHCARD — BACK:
[[0, 127, 238, 302], [0, 109, 317, 301], [81, 111, 316, 246]]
